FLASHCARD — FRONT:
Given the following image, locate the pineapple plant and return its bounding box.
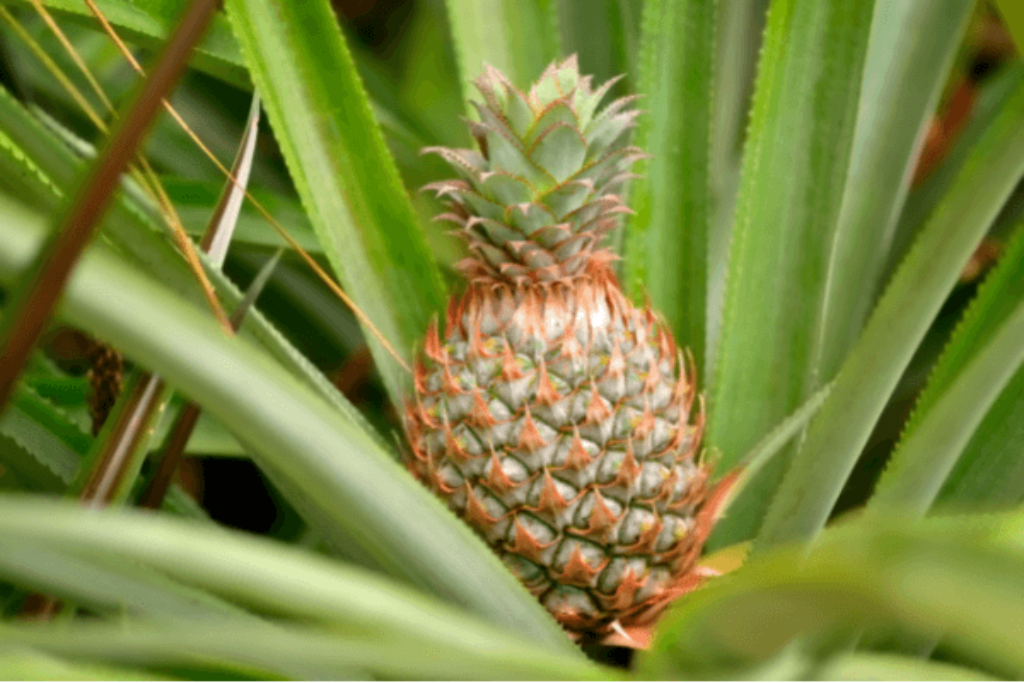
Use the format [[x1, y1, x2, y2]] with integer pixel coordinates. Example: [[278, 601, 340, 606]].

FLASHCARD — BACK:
[[0, 0, 1022, 680], [406, 58, 711, 637]]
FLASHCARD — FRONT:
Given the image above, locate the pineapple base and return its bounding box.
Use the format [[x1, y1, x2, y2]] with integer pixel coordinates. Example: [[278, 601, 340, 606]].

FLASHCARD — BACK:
[[406, 269, 709, 636]]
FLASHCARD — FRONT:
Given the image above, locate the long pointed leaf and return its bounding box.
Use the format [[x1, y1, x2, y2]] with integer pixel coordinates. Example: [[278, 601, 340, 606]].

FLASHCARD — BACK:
[[0, 619, 603, 681], [895, 220, 1024, 511], [642, 513, 1024, 680], [223, 0, 447, 408], [814, 0, 975, 380], [3, 0, 248, 85], [884, 65, 1024, 283], [707, 0, 876, 546], [0, 496, 590, 669], [706, 0, 767, 379], [0, 542, 249, 620], [624, 0, 715, 368], [756, 77, 1024, 550], [0, 82, 389, 452], [869, 294, 1024, 514], [0, 199, 574, 649]]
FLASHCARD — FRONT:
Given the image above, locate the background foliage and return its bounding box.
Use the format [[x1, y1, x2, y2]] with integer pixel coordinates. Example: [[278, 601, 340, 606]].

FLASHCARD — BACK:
[[0, 0, 1022, 679]]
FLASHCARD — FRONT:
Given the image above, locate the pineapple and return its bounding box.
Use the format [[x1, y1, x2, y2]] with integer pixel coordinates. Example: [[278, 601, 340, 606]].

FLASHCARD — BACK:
[[405, 57, 710, 638]]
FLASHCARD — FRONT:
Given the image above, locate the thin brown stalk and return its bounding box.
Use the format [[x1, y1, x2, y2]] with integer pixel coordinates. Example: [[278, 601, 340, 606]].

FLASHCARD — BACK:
[[137, 401, 200, 509], [3, 4, 159, 205], [26, 0, 115, 112], [10, 0, 219, 620], [79, 373, 167, 505], [140, 244, 284, 510], [143, 157, 233, 332], [0, 5, 106, 131], [139, 94, 264, 510], [0, 0, 219, 412]]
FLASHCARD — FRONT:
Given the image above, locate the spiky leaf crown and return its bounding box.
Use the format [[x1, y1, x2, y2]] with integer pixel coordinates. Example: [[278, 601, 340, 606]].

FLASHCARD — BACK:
[[425, 56, 644, 286]]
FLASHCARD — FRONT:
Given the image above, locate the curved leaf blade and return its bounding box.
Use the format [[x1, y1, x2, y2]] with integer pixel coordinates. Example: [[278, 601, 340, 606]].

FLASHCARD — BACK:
[[885, 65, 1024, 281], [707, 0, 876, 546], [0, 646, 162, 682], [0, 620, 604, 681], [815, 0, 975, 380], [642, 513, 1024, 680], [0, 200, 573, 649], [0, 496, 595, 674], [870, 219, 1024, 514], [223, 0, 447, 408], [4, 0, 247, 86], [755, 77, 1024, 550], [0, 81, 389, 452], [814, 652, 995, 681]]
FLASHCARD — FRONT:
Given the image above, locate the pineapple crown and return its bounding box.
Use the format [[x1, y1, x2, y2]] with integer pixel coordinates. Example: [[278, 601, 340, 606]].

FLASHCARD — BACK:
[[424, 56, 645, 286]]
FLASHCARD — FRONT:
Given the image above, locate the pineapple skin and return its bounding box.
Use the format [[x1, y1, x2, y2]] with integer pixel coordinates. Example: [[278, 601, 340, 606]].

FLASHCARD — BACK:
[[405, 58, 709, 637]]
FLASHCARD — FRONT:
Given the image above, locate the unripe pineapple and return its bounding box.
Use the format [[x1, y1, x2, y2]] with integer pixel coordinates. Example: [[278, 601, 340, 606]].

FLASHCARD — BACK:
[[405, 57, 710, 638]]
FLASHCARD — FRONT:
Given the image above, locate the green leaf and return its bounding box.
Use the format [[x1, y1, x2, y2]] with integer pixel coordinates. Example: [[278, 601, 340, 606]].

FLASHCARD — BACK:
[[3, 0, 248, 86], [706, 1, 767, 377], [223, 0, 447, 408], [885, 65, 1024, 283], [870, 219, 1024, 515], [559, 0, 641, 94], [921, 220, 1024, 511], [444, 0, 560, 98], [0, 200, 575, 650], [726, 382, 833, 485], [0, 541, 250, 620], [623, 0, 715, 369], [814, 0, 975, 381], [640, 513, 1024, 680], [870, 292, 1024, 515], [0, 81, 389, 453], [0, 383, 90, 490], [0, 646, 163, 681], [755, 76, 1024, 551], [937, 372, 1024, 510], [0, 619, 604, 681], [813, 652, 995, 681], [708, 0, 766, 193], [993, 0, 1024, 53], [0, 497, 597, 675], [162, 177, 321, 254], [0, 538, 368, 679], [707, 0, 876, 547]]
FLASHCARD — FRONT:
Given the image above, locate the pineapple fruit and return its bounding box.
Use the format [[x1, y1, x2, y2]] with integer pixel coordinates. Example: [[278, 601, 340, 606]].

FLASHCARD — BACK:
[[405, 57, 710, 638]]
